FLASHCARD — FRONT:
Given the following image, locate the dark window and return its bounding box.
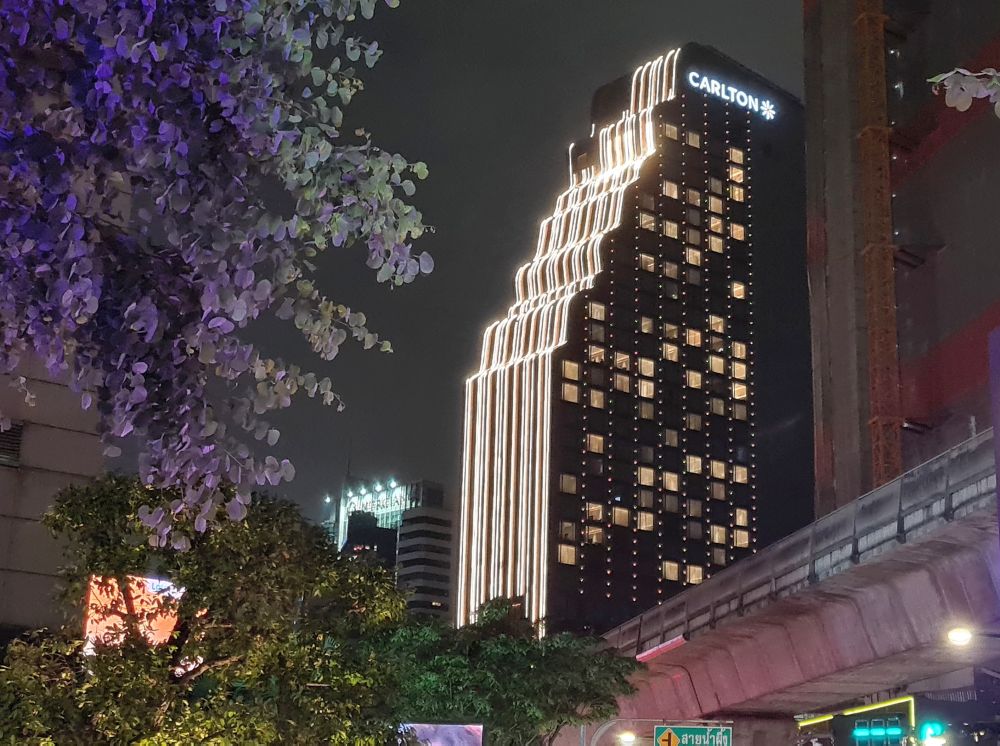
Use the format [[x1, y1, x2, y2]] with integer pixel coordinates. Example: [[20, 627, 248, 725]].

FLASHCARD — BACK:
[[0, 422, 23, 468]]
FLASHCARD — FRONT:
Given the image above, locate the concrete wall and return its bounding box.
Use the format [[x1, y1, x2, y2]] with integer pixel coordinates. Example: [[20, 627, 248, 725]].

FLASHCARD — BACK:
[[0, 359, 101, 633]]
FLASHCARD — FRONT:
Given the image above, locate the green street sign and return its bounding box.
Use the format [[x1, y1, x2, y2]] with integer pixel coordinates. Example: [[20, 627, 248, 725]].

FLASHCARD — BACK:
[[654, 724, 733, 746]]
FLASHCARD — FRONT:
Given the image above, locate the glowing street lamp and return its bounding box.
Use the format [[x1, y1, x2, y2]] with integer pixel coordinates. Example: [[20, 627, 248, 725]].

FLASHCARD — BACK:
[[946, 626, 973, 646], [617, 732, 637, 745]]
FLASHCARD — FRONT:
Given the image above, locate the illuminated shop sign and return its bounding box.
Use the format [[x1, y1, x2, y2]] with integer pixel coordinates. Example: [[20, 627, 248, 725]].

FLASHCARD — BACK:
[[686, 70, 776, 120]]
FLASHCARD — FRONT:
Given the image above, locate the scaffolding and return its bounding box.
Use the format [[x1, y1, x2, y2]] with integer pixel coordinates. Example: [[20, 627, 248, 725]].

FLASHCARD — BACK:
[[855, 0, 903, 486]]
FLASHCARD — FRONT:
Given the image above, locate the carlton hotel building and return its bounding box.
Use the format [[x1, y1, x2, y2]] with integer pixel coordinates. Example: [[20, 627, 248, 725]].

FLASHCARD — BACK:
[[458, 44, 802, 634]]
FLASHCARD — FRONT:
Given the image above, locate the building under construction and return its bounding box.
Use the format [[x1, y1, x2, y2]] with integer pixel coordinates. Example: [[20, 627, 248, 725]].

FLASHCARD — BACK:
[[806, 0, 1000, 515]]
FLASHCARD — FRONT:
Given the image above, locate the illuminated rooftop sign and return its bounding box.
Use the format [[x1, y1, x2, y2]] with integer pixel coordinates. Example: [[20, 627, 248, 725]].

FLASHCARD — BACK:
[[686, 70, 776, 120]]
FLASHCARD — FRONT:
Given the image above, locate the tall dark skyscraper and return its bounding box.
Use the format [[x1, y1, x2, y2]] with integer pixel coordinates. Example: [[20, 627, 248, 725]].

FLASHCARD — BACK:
[[457, 44, 804, 634]]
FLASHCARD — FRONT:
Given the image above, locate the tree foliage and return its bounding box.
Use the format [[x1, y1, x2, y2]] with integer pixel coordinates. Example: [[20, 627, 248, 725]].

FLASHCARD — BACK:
[[383, 599, 641, 746], [930, 67, 1000, 116], [0, 0, 431, 542], [0, 476, 407, 744]]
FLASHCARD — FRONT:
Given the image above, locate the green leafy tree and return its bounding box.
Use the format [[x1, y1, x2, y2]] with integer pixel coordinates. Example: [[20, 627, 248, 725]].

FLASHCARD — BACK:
[[384, 599, 640, 746], [0, 475, 406, 745]]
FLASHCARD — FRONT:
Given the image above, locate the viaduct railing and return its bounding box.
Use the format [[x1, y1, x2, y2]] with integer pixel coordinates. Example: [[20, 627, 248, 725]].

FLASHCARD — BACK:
[[605, 428, 997, 658]]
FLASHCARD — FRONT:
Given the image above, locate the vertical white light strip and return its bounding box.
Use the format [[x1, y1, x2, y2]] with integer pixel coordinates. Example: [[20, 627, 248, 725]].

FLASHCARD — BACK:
[[457, 50, 682, 628]]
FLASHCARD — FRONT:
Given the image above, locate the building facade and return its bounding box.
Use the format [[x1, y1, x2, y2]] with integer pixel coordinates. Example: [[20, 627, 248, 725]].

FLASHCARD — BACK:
[[326, 476, 453, 621], [458, 45, 804, 634], [0, 359, 102, 639], [806, 0, 1000, 515]]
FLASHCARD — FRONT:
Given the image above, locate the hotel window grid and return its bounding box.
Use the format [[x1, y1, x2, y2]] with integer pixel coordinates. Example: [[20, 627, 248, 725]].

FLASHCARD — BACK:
[[710, 525, 727, 544], [589, 389, 605, 409], [664, 494, 680, 512], [588, 345, 605, 363], [637, 511, 654, 531], [663, 220, 679, 239], [586, 502, 604, 521], [687, 209, 701, 226], [709, 355, 725, 374], [590, 323, 605, 342], [559, 521, 577, 541], [685, 130, 701, 148], [711, 397, 726, 416], [686, 235, 702, 253], [586, 433, 604, 454], [708, 216, 724, 234], [638, 357, 655, 376], [561, 382, 579, 403], [662, 179, 679, 199], [584, 525, 604, 544], [732, 361, 748, 380], [708, 177, 724, 194], [638, 466, 655, 486], [728, 146, 745, 164], [614, 373, 631, 393], [733, 465, 749, 484], [730, 223, 746, 241], [563, 360, 580, 380], [558, 544, 577, 565], [688, 498, 703, 518], [686, 413, 702, 431], [687, 521, 703, 540], [708, 235, 724, 253], [662, 561, 680, 581], [686, 370, 703, 389], [686, 328, 702, 347], [663, 471, 679, 491], [710, 459, 726, 479], [709, 335, 725, 352], [709, 315, 725, 333], [686, 454, 703, 474], [734, 403, 748, 421], [687, 565, 704, 585], [663, 261, 679, 279], [662, 343, 679, 362], [640, 316, 654, 334], [731, 281, 746, 299], [614, 351, 630, 370], [639, 211, 657, 231], [732, 340, 748, 359], [560, 474, 577, 494], [732, 381, 748, 400], [708, 195, 724, 213], [711, 482, 726, 500], [735, 508, 749, 526], [662, 122, 678, 140], [639, 253, 656, 272], [712, 548, 727, 566], [730, 184, 745, 202], [686, 188, 701, 206], [728, 165, 745, 183], [588, 301, 606, 320], [734, 529, 751, 549], [664, 428, 679, 447]]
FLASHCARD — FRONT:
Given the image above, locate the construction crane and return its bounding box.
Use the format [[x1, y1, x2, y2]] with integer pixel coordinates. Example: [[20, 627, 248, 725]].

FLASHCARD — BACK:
[[854, 0, 903, 486]]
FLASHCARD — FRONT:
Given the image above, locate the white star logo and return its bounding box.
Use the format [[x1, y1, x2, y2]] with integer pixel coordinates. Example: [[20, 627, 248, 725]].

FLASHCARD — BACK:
[[761, 100, 776, 120]]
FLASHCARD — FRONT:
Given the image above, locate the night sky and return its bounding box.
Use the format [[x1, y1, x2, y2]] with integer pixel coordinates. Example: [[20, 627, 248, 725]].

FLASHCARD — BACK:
[[264, 1, 813, 545]]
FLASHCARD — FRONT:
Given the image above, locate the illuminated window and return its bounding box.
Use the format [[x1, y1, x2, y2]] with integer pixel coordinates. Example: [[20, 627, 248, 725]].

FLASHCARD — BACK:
[[732, 340, 747, 359], [589, 389, 605, 409], [560, 473, 577, 493], [686, 370, 703, 389], [735, 508, 749, 527], [612, 507, 630, 527], [638, 357, 655, 377], [729, 146, 745, 164], [708, 176, 724, 195], [686, 247, 703, 267], [562, 360, 580, 380], [662, 342, 679, 362], [585, 502, 604, 521], [708, 235, 724, 254], [687, 498, 703, 518], [663, 322, 679, 339], [559, 521, 577, 541], [640, 402, 654, 421], [731, 281, 746, 299], [639, 253, 656, 272], [734, 402, 748, 421], [711, 481, 726, 500], [663, 220, 679, 239], [686, 230, 701, 248], [685, 328, 702, 347], [712, 548, 727, 566], [732, 381, 748, 400], [708, 355, 725, 374], [710, 460, 726, 480], [583, 525, 605, 544], [639, 211, 657, 231], [708, 195, 724, 214], [730, 223, 746, 241], [586, 433, 605, 454], [638, 466, 655, 486], [588, 301, 606, 320], [686, 565, 704, 585], [662, 122, 679, 140], [663, 493, 679, 512], [662, 471, 679, 491], [662, 179, 679, 199], [558, 544, 577, 565], [637, 511, 655, 531], [614, 373, 630, 393], [664, 428, 679, 448], [729, 184, 745, 202], [613, 351, 630, 370], [707, 316, 723, 334], [686, 454, 703, 474], [711, 397, 726, 416], [685, 130, 701, 148], [686, 412, 702, 430], [588, 345, 605, 363], [732, 361, 747, 380], [708, 216, 724, 234], [734, 529, 750, 548], [687, 521, 703, 539], [662, 561, 680, 581], [640, 316, 654, 334], [561, 382, 580, 403], [686, 188, 701, 206], [728, 165, 745, 183], [638, 379, 655, 399], [710, 525, 727, 544], [663, 260, 679, 279], [733, 464, 749, 484], [709, 335, 725, 352]]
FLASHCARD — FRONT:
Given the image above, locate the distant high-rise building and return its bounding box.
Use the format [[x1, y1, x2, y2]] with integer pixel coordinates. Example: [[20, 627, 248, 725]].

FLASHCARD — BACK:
[[457, 44, 804, 634], [326, 476, 453, 621], [805, 0, 1000, 514]]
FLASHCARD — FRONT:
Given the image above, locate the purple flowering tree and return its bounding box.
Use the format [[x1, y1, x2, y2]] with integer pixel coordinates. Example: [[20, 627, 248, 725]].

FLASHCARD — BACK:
[[0, 0, 431, 546]]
